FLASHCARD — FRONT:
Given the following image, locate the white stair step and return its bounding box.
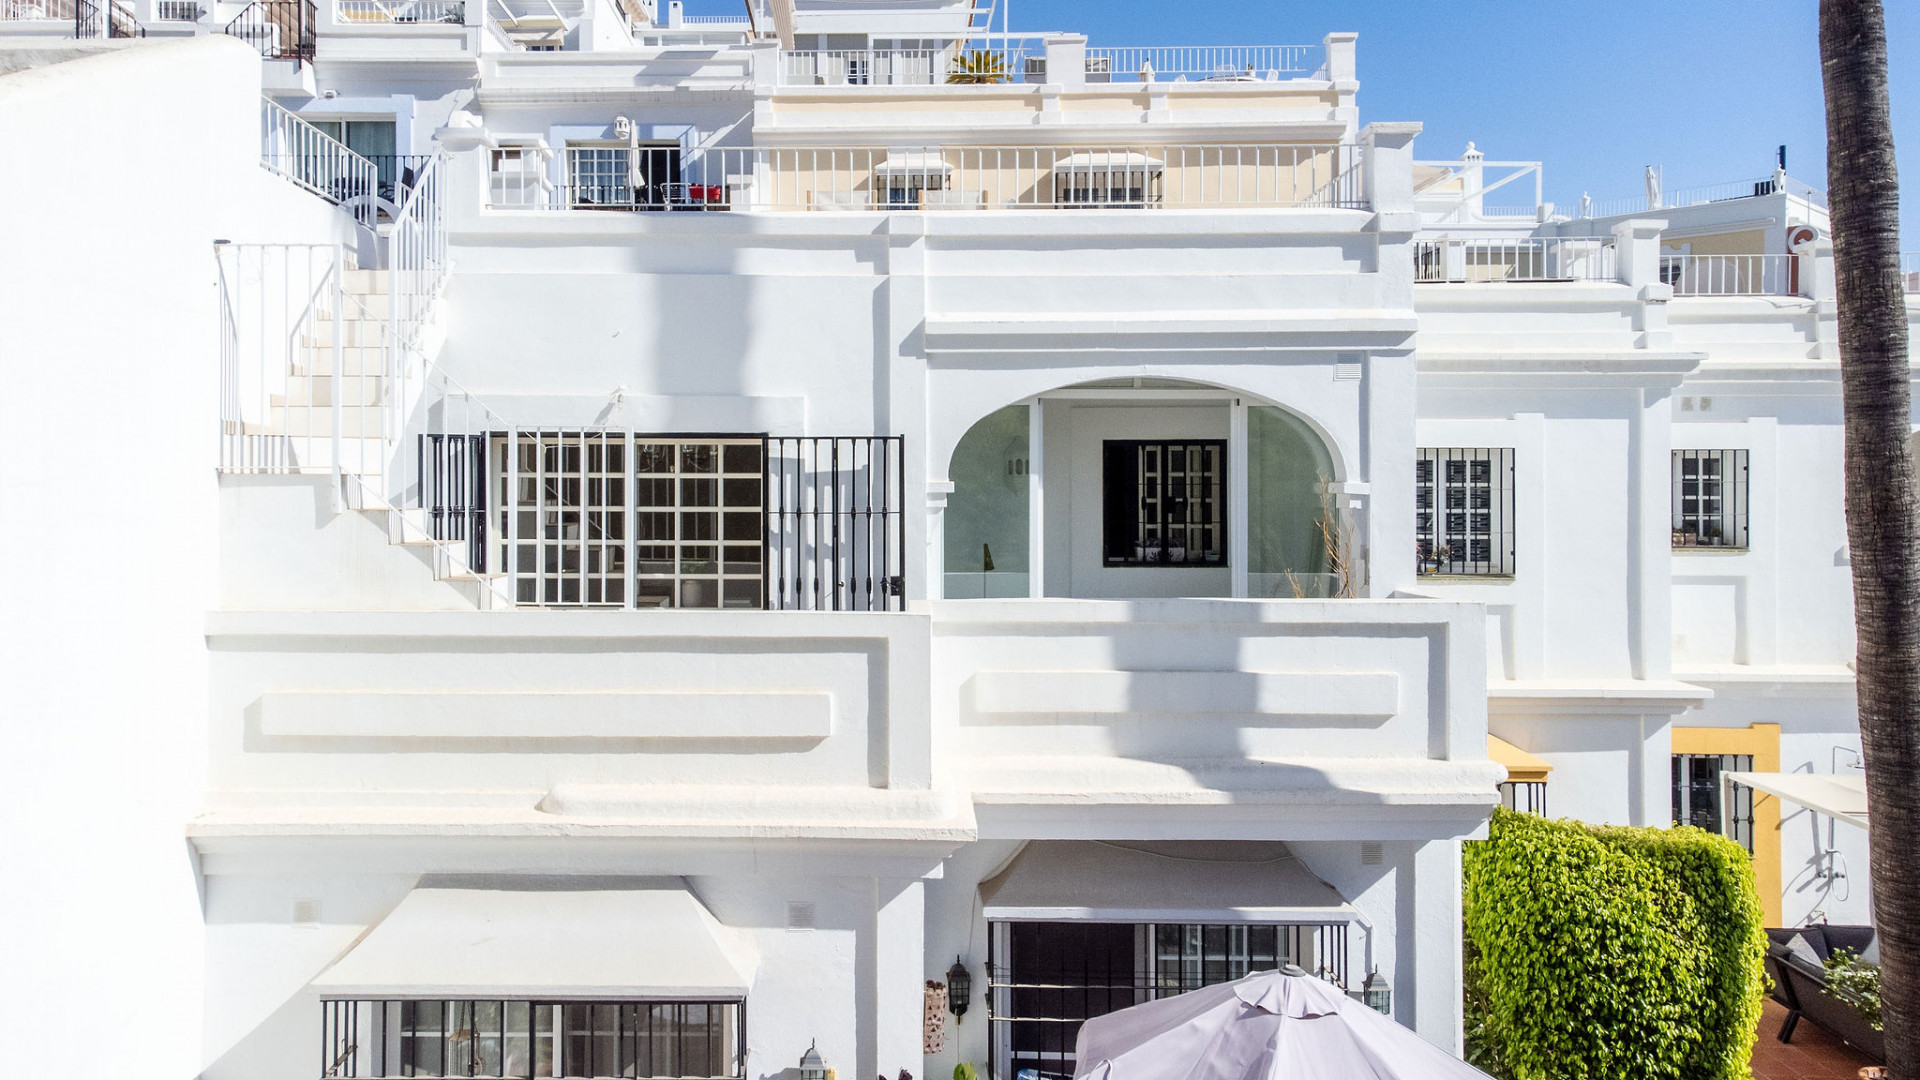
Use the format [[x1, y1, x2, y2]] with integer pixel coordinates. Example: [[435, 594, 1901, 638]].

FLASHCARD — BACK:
[[274, 410, 391, 439], [292, 346, 386, 376], [273, 376, 388, 408], [303, 319, 392, 348], [342, 268, 386, 291]]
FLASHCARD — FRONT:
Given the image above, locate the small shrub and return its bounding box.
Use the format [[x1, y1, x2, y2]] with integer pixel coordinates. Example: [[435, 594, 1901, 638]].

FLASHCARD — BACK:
[[1463, 809, 1766, 1080], [1824, 948, 1883, 1031]]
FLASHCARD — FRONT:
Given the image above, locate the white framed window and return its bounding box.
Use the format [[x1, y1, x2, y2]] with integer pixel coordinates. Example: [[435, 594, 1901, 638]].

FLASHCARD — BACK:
[[1415, 447, 1516, 576]]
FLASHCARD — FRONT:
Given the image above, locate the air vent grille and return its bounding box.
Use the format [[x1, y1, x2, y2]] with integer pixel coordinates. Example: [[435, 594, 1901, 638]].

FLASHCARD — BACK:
[[1360, 842, 1384, 866], [291, 898, 322, 927], [786, 901, 816, 931]]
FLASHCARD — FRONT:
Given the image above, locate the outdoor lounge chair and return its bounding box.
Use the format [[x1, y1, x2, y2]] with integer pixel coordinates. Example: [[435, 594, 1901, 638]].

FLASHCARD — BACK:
[[1765, 925, 1884, 1062]]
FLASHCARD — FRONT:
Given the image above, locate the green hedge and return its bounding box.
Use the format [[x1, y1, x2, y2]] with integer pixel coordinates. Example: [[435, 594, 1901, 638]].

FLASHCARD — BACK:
[[1463, 809, 1766, 1080]]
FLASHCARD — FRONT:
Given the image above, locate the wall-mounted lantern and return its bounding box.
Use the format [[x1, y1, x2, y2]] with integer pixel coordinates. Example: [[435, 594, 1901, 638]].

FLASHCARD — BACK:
[[799, 1041, 828, 1080], [1362, 970, 1392, 1016], [946, 957, 972, 1022]]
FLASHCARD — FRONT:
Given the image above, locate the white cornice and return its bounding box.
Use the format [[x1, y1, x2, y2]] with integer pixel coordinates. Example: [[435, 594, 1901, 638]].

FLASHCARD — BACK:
[[1417, 350, 1706, 389], [1485, 678, 1713, 717]]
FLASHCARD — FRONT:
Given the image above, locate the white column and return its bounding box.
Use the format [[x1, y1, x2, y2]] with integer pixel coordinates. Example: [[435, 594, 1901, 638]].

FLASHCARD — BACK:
[[872, 879, 927, 1080], [1229, 399, 1249, 597], [1408, 838, 1465, 1053], [927, 481, 954, 601], [1629, 387, 1674, 681], [1028, 399, 1045, 598]]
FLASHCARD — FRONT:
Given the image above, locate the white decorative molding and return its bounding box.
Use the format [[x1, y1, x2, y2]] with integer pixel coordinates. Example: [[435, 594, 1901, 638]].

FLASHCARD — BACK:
[[257, 690, 833, 740]]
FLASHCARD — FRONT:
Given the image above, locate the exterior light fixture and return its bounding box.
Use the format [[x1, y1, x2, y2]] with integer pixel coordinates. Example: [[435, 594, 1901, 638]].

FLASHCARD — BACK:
[[798, 1041, 828, 1080], [613, 115, 633, 140], [946, 957, 972, 1021], [1362, 970, 1392, 1016]]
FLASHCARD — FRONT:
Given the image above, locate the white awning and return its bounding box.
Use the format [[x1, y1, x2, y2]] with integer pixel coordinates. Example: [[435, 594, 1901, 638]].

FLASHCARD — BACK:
[[1054, 151, 1165, 173], [311, 885, 754, 999], [874, 152, 953, 176], [1726, 771, 1869, 830], [979, 841, 1355, 923]]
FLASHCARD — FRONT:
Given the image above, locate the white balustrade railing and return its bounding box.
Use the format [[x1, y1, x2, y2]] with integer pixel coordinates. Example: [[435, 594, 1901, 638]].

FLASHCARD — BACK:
[[777, 43, 1322, 86], [489, 143, 1366, 212], [260, 97, 379, 230], [336, 0, 463, 22], [781, 48, 951, 86], [1902, 253, 1920, 294], [1085, 45, 1322, 81], [1577, 174, 1828, 219], [1662, 254, 1795, 296], [1413, 237, 1618, 284]]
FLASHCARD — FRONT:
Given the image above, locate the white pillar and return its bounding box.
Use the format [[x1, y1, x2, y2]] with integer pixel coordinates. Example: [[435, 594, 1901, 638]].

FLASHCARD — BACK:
[[1028, 399, 1045, 598], [1408, 838, 1465, 1053], [927, 480, 953, 600], [872, 879, 927, 1080], [1229, 399, 1249, 597]]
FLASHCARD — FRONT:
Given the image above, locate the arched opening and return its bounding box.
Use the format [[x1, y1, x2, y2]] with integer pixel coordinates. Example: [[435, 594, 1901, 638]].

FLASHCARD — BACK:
[[942, 379, 1349, 600]]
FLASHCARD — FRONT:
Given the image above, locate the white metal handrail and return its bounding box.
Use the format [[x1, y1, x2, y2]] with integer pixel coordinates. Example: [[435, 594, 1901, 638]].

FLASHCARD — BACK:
[[1414, 237, 1618, 284], [781, 48, 955, 86], [1578, 174, 1827, 219], [336, 0, 463, 22], [260, 98, 379, 230], [489, 143, 1367, 212], [384, 152, 449, 500], [1085, 45, 1322, 81], [1902, 253, 1920, 295], [1662, 254, 1795, 297]]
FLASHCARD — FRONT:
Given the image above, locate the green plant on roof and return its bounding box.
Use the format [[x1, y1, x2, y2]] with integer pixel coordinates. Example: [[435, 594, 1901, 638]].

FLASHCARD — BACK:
[[948, 50, 1010, 84]]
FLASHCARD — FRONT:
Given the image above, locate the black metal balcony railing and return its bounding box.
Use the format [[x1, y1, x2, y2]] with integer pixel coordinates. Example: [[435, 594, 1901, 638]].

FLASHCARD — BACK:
[[224, 0, 315, 61], [363, 153, 434, 206], [73, 0, 143, 37]]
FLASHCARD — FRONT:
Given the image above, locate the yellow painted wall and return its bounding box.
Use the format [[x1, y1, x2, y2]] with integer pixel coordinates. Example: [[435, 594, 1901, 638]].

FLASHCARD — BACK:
[[1670, 229, 1769, 257], [1672, 723, 1782, 926]]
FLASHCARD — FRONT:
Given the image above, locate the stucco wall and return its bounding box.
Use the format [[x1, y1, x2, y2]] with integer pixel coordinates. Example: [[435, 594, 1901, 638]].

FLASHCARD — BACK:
[[0, 34, 360, 1078]]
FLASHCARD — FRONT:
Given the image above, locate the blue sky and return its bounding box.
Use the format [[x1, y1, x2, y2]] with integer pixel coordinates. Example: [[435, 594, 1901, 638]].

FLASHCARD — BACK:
[[684, 0, 1918, 238]]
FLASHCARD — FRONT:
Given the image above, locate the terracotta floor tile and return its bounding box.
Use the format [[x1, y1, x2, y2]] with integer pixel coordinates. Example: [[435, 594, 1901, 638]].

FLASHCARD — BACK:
[[1751, 999, 1877, 1079]]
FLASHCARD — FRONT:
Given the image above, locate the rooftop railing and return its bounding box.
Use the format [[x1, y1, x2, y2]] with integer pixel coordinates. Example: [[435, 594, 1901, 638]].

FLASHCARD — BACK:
[[490, 143, 1365, 213], [1414, 237, 1618, 284], [336, 0, 463, 23], [1085, 45, 1323, 81], [1661, 253, 1794, 297], [778, 43, 1323, 87], [1578, 173, 1826, 219]]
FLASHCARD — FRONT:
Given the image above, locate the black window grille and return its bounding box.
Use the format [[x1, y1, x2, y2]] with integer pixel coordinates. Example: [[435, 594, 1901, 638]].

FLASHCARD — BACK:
[[320, 999, 744, 1079], [1671, 753, 1755, 853], [986, 921, 1350, 1080], [1102, 440, 1226, 567], [1498, 781, 1547, 815], [765, 436, 907, 611], [1672, 449, 1749, 549], [420, 433, 903, 612], [1415, 448, 1515, 576]]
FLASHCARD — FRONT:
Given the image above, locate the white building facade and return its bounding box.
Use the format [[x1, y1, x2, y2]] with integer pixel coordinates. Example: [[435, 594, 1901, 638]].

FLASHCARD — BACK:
[[0, 4, 1911, 1079]]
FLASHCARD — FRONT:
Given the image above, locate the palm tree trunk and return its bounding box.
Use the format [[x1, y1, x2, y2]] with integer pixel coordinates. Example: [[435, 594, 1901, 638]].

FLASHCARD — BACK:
[[1820, 0, 1918, 1073]]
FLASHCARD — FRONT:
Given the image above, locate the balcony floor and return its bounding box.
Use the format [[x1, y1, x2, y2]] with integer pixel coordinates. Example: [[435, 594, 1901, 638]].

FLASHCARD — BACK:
[[1751, 999, 1877, 1080]]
